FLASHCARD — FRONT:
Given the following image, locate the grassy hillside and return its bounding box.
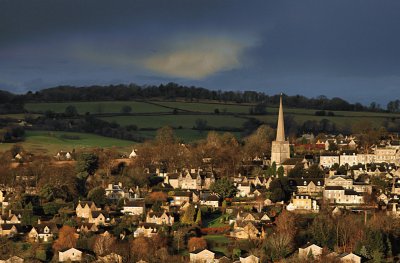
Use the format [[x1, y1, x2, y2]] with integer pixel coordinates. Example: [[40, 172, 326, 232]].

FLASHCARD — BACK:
[[24, 101, 169, 114], [2, 100, 398, 154], [0, 130, 134, 155], [100, 114, 247, 129]]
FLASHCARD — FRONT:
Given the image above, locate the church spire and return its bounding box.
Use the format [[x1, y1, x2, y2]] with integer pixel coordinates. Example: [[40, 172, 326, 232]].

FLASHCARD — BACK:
[[276, 94, 285, 142]]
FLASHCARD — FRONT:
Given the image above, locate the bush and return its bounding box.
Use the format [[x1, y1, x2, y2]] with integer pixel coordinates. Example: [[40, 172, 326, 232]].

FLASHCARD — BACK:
[[36, 249, 47, 261], [200, 227, 230, 235]]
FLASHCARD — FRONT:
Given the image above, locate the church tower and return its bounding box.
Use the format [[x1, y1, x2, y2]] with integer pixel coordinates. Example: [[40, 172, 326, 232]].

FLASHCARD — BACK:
[[271, 95, 290, 165]]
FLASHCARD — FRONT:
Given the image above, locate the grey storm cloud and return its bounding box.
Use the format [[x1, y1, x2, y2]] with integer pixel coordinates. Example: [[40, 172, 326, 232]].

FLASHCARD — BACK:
[[1, 0, 400, 104]]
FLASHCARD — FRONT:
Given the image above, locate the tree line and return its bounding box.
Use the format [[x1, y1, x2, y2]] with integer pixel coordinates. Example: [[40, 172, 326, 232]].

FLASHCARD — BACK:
[[0, 82, 389, 113]]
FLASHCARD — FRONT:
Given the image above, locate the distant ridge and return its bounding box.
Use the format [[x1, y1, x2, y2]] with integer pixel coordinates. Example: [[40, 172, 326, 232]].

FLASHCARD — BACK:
[[0, 82, 383, 112]]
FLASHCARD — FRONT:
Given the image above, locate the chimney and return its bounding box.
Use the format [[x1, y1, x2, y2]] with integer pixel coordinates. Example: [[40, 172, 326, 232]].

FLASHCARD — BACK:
[[37, 218, 41, 225]]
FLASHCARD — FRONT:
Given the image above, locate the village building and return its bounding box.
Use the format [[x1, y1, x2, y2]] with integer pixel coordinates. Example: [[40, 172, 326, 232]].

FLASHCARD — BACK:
[[320, 155, 340, 168], [298, 243, 323, 259], [291, 178, 324, 196], [170, 191, 192, 206], [89, 211, 111, 226], [338, 252, 362, 263], [271, 95, 290, 165], [76, 201, 100, 219], [145, 211, 174, 225], [58, 248, 82, 262], [230, 221, 261, 239], [189, 249, 216, 263], [0, 224, 18, 237], [200, 194, 220, 208], [105, 182, 125, 200], [121, 200, 145, 215], [28, 221, 58, 242], [287, 195, 319, 211], [239, 255, 260, 263], [0, 256, 24, 263], [77, 223, 98, 233], [133, 223, 158, 238]]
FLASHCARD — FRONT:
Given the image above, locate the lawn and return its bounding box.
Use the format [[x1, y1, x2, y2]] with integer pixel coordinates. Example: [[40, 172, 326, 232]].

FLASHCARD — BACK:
[[203, 235, 231, 255], [24, 101, 169, 114], [155, 101, 254, 114], [202, 211, 229, 228], [0, 130, 134, 154]]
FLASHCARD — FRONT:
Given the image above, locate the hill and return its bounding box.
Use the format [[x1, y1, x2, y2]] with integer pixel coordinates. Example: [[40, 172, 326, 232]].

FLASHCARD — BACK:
[[1, 84, 400, 154]]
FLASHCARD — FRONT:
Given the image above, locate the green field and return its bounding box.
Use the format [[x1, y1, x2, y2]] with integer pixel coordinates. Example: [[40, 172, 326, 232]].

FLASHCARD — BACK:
[[155, 101, 254, 114], [18, 100, 400, 146], [0, 130, 134, 154], [101, 114, 247, 129], [25, 101, 169, 114]]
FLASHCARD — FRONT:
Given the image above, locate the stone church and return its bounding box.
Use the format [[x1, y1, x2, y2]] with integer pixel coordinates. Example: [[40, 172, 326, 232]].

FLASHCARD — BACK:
[[271, 95, 290, 165]]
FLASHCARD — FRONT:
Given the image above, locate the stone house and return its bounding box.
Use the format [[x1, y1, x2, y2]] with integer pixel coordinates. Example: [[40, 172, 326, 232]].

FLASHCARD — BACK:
[[287, 195, 319, 211], [338, 253, 361, 263], [77, 223, 98, 233], [200, 195, 219, 208], [105, 183, 125, 200], [133, 223, 158, 238], [298, 243, 323, 259], [121, 200, 145, 215], [320, 155, 340, 168], [89, 211, 110, 226], [236, 183, 252, 197], [0, 211, 21, 225], [291, 178, 324, 196], [323, 186, 364, 204], [0, 224, 18, 237], [239, 255, 260, 263], [145, 211, 174, 225], [170, 192, 192, 206], [76, 201, 100, 219], [58, 248, 82, 262], [231, 221, 260, 239], [189, 249, 215, 263], [28, 222, 57, 242]]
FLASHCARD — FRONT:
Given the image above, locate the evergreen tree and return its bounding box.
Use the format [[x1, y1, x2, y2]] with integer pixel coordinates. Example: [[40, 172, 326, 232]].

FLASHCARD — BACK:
[[210, 178, 237, 199], [181, 204, 196, 224], [386, 235, 392, 258], [359, 245, 370, 259], [277, 166, 284, 178], [221, 200, 227, 212], [195, 209, 202, 225]]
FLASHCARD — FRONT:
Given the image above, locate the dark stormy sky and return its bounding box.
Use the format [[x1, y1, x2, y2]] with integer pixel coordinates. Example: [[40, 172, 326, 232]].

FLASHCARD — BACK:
[[1, 0, 400, 105]]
